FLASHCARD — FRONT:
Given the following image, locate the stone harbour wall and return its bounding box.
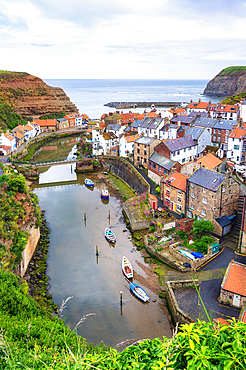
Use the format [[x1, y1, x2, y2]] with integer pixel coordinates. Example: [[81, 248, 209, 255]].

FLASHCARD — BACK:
[[17, 226, 40, 277]]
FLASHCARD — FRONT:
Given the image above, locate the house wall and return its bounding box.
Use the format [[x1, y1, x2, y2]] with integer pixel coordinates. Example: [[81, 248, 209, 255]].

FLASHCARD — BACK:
[[162, 182, 186, 215], [175, 218, 195, 233], [219, 288, 244, 308], [227, 137, 243, 164], [197, 129, 211, 155], [154, 141, 171, 158], [170, 145, 198, 165], [134, 139, 160, 167]]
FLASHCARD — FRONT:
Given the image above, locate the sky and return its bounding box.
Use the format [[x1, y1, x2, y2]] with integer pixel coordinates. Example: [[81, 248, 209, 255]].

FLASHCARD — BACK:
[[1, 0, 246, 80]]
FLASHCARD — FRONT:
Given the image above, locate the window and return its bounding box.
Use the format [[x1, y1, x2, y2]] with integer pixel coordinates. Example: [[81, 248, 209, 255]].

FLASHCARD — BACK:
[[159, 166, 161, 172], [153, 163, 156, 168], [190, 183, 194, 188], [137, 148, 140, 153], [177, 204, 182, 212], [137, 156, 139, 161], [164, 170, 167, 174], [187, 210, 193, 218], [177, 151, 180, 155], [222, 187, 225, 192], [182, 158, 185, 163], [149, 161, 151, 166], [234, 145, 239, 150], [177, 196, 181, 203], [165, 198, 170, 206], [144, 150, 147, 155], [178, 189, 182, 195], [144, 158, 147, 163], [166, 189, 170, 196], [203, 197, 207, 204], [203, 188, 206, 193], [190, 204, 194, 210], [213, 136, 216, 141], [201, 209, 206, 217], [184, 148, 186, 152], [214, 129, 217, 134], [191, 192, 195, 199]]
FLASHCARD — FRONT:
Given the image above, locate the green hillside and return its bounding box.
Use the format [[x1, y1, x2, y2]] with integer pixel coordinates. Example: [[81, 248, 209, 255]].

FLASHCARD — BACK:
[[220, 66, 246, 76]]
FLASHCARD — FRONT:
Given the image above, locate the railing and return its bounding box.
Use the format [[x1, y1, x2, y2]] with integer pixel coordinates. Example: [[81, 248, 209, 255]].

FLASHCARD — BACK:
[[13, 158, 78, 166]]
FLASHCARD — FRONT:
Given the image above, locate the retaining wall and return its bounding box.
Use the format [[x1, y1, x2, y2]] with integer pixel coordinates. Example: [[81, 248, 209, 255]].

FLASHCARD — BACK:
[[166, 280, 198, 324], [16, 226, 40, 277]]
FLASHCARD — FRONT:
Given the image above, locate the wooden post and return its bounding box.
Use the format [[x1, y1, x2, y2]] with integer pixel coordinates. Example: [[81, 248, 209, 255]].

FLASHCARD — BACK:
[[84, 213, 86, 227], [120, 291, 123, 315], [96, 245, 99, 256], [108, 209, 110, 225]]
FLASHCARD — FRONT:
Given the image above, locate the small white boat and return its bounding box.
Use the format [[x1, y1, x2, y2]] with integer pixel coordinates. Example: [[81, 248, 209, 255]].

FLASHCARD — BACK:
[[122, 256, 133, 279], [179, 249, 195, 261], [105, 228, 116, 243], [85, 178, 94, 187], [130, 282, 149, 302]]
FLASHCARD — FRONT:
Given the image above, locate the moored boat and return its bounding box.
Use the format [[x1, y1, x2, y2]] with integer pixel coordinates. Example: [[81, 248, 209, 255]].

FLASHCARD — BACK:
[[100, 189, 109, 200], [130, 282, 149, 302], [122, 256, 133, 279], [179, 249, 196, 261], [85, 178, 94, 187], [105, 228, 116, 243]]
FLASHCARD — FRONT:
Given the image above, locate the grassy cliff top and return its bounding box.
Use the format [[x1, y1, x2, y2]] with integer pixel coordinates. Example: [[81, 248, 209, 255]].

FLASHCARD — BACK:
[[220, 66, 246, 76], [0, 70, 29, 81]]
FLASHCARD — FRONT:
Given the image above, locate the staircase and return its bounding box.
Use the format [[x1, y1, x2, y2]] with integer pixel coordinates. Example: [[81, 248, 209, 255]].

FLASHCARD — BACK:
[[222, 194, 244, 250]]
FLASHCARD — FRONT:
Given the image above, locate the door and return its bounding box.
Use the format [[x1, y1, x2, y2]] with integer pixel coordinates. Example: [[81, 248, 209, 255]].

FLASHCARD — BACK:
[[223, 225, 230, 235], [171, 202, 174, 211], [233, 294, 240, 307]]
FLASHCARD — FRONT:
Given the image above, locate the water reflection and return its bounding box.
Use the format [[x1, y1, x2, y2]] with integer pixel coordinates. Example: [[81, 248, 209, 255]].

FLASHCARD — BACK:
[[39, 163, 77, 184], [34, 169, 172, 347]]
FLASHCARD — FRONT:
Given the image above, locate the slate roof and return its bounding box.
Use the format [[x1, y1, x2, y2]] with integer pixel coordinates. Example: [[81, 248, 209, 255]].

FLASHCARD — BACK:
[[222, 260, 246, 296], [188, 111, 208, 118], [184, 126, 204, 140], [213, 119, 237, 130], [171, 115, 194, 124], [188, 168, 225, 191], [135, 136, 155, 145], [107, 124, 121, 131], [165, 135, 197, 152], [131, 120, 143, 128], [215, 215, 231, 228], [139, 117, 152, 129], [148, 117, 163, 129], [193, 117, 217, 128], [149, 152, 176, 170]]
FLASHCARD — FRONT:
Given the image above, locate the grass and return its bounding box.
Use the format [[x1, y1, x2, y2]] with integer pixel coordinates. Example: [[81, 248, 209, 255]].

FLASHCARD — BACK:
[[220, 66, 246, 76], [107, 173, 135, 200]]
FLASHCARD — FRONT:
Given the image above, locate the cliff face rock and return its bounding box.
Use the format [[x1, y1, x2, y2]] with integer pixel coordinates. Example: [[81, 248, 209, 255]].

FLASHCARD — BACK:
[[203, 66, 246, 97], [0, 71, 78, 118]]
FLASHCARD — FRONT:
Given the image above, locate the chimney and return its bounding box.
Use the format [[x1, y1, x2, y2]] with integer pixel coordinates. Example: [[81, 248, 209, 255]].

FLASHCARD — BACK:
[[109, 112, 113, 116]]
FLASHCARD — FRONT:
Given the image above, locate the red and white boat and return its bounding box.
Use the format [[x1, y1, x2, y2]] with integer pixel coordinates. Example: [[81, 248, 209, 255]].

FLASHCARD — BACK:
[[122, 256, 133, 279]]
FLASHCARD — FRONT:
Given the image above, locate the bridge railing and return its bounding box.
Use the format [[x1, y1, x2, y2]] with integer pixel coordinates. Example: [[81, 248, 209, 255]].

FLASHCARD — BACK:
[[13, 158, 78, 166]]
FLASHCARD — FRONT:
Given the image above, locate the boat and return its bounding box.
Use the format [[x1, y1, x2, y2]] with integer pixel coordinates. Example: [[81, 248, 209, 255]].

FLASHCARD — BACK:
[[122, 256, 133, 279], [100, 189, 109, 200], [179, 249, 196, 261], [85, 178, 94, 187], [105, 228, 116, 243], [191, 251, 204, 259], [129, 282, 149, 302]]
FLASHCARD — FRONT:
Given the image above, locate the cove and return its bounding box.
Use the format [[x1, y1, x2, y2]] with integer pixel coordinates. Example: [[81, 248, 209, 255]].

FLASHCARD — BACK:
[[33, 166, 172, 347]]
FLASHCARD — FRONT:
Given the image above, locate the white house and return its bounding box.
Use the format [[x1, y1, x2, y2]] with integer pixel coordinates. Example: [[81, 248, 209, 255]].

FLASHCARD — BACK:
[[92, 129, 118, 156], [107, 124, 125, 139], [163, 135, 198, 164], [119, 134, 139, 157], [240, 101, 246, 122], [159, 124, 183, 140], [184, 126, 211, 156], [137, 118, 152, 136], [227, 128, 246, 164], [0, 132, 17, 152], [147, 117, 165, 138]]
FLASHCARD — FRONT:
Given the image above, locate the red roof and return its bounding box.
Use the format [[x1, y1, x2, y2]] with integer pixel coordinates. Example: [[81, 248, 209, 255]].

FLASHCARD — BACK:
[[222, 260, 246, 296], [33, 119, 56, 127], [164, 171, 188, 192], [214, 318, 231, 326], [229, 128, 246, 139]]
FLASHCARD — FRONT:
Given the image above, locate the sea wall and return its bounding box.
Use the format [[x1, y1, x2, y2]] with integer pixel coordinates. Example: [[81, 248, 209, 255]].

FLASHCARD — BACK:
[[16, 226, 40, 277], [101, 156, 150, 194]]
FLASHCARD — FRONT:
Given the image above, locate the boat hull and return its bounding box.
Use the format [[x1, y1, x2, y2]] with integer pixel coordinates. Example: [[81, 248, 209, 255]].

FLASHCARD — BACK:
[[105, 228, 116, 243], [85, 178, 94, 187], [122, 256, 133, 279], [130, 282, 149, 302]]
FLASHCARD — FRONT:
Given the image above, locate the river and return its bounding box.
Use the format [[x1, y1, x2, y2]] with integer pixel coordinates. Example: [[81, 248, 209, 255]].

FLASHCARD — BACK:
[[33, 164, 172, 348]]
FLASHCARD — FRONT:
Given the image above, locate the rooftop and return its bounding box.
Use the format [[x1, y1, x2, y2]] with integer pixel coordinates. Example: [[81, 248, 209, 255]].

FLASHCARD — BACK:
[[164, 171, 188, 192], [149, 152, 176, 171], [188, 167, 225, 191], [229, 128, 246, 139], [135, 136, 155, 145], [165, 135, 197, 151], [222, 260, 246, 297], [197, 152, 222, 170]]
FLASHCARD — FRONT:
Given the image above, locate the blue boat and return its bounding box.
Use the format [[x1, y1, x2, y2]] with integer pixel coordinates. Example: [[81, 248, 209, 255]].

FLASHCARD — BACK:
[[191, 251, 204, 259], [85, 178, 94, 187], [105, 228, 116, 243], [130, 282, 149, 302], [100, 189, 109, 200]]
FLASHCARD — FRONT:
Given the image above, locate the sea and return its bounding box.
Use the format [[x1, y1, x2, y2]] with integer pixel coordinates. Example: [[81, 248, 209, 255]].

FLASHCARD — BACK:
[[44, 79, 222, 120]]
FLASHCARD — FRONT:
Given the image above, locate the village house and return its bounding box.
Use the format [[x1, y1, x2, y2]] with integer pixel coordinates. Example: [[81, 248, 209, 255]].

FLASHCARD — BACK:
[[148, 152, 181, 185], [106, 124, 125, 139], [92, 127, 105, 155], [103, 112, 122, 128], [0, 145, 10, 156], [137, 117, 153, 136], [147, 117, 165, 138], [154, 136, 198, 164], [227, 128, 246, 165], [119, 112, 135, 125], [57, 117, 69, 130], [211, 119, 237, 153], [186, 101, 209, 115], [63, 113, 84, 127], [119, 134, 139, 157], [161, 170, 188, 214], [219, 259, 246, 308], [184, 126, 211, 156], [186, 168, 240, 236], [207, 103, 240, 121], [130, 119, 142, 133], [33, 119, 56, 133], [92, 130, 118, 156], [181, 152, 224, 176], [239, 100, 246, 122], [134, 136, 160, 168], [191, 116, 217, 135], [0, 132, 16, 153], [170, 114, 195, 127], [14, 131, 25, 148], [159, 123, 185, 140]]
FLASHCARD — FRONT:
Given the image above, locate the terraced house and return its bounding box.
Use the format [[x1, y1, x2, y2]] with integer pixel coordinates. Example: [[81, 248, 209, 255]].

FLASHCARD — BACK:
[[148, 152, 181, 185], [134, 136, 160, 168], [161, 171, 188, 215], [154, 136, 198, 164], [211, 119, 237, 153], [186, 168, 240, 236]]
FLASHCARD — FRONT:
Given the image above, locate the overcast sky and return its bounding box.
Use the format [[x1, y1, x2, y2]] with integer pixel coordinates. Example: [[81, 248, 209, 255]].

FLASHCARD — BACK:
[[1, 0, 246, 80]]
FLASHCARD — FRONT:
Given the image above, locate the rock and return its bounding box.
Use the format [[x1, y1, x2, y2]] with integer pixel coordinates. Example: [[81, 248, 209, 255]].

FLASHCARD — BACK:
[[203, 66, 246, 96], [0, 71, 78, 118]]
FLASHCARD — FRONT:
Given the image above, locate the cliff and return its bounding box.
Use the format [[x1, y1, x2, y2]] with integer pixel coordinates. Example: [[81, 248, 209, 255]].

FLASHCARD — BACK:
[[203, 66, 246, 97], [0, 71, 78, 118]]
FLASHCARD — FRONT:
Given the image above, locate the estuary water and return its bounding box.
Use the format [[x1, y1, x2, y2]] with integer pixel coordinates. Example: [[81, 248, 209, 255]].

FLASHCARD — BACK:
[[44, 79, 222, 119], [33, 167, 172, 347]]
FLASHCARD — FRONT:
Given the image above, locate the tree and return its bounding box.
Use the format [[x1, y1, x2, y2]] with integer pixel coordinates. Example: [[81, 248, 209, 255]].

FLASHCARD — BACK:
[[191, 219, 214, 238]]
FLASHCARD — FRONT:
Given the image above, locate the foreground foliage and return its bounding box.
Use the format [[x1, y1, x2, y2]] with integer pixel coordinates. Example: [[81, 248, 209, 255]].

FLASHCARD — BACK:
[[0, 268, 246, 369]]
